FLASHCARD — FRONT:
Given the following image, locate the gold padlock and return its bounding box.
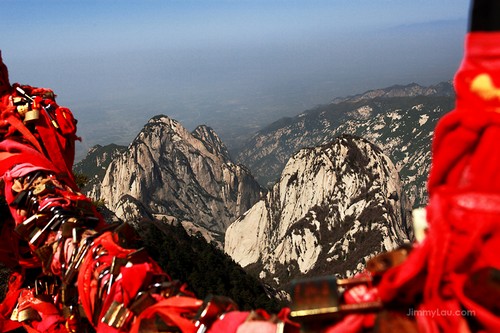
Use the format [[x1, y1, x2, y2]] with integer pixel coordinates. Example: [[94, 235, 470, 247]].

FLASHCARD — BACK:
[[24, 109, 40, 123], [33, 181, 55, 196], [15, 214, 44, 239], [12, 96, 24, 105], [17, 308, 41, 322], [129, 292, 156, 316], [289, 275, 382, 324], [10, 305, 19, 321], [101, 301, 133, 329]]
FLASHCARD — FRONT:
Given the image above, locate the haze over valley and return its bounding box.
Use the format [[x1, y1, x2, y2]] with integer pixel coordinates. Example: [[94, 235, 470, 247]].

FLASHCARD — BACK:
[[0, 1, 469, 160]]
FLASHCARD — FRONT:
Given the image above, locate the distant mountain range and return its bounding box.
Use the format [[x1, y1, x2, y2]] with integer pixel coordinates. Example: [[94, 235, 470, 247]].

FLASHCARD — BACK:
[[236, 81, 455, 208], [74, 80, 453, 290], [330, 81, 454, 104]]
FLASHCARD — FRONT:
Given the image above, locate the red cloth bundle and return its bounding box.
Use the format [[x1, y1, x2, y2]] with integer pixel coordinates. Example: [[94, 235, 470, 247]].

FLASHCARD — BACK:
[[376, 31, 500, 333], [428, 32, 500, 194]]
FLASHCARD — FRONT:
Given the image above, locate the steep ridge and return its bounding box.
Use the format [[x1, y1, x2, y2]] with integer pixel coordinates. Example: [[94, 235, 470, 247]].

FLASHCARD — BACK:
[[236, 87, 455, 207], [73, 143, 127, 199], [225, 135, 413, 288], [330, 81, 454, 104], [96, 115, 263, 242]]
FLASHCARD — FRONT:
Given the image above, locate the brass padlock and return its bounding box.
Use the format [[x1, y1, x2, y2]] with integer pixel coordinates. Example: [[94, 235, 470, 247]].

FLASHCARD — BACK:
[[101, 301, 133, 329], [289, 275, 382, 325], [17, 307, 41, 322], [33, 180, 56, 196], [10, 305, 19, 321], [24, 109, 40, 123], [290, 276, 340, 321], [129, 292, 157, 316], [63, 238, 93, 284], [14, 214, 44, 239], [29, 227, 48, 248], [148, 280, 182, 298], [12, 96, 24, 105]]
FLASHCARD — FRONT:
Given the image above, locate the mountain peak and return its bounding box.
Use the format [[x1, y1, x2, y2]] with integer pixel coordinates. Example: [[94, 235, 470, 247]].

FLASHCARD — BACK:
[[192, 125, 231, 161], [145, 115, 185, 136], [226, 135, 412, 287], [149, 114, 177, 124], [94, 116, 263, 242]]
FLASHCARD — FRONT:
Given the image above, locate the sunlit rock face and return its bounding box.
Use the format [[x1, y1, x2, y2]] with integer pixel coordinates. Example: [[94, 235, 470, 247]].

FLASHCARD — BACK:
[[98, 115, 263, 242], [225, 135, 413, 287]]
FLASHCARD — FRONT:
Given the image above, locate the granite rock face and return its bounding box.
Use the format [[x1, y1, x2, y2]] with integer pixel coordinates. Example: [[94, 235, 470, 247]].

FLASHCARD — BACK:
[[96, 115, 263, 241], [225, 135, 413, 287]]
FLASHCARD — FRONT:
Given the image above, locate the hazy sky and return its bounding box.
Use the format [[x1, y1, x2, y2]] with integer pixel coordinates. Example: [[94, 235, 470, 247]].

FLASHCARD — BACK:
[[1, 0, 470, 159]]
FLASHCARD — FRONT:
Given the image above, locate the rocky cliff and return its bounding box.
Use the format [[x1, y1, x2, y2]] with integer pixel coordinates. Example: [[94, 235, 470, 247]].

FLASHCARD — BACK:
[[225, 135, 413, 288], [95, 115, 263, 242]]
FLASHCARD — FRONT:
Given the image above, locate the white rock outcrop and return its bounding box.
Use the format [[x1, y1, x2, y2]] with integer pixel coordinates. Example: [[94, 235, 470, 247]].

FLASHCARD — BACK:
[[225, 135, 412, 286]]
